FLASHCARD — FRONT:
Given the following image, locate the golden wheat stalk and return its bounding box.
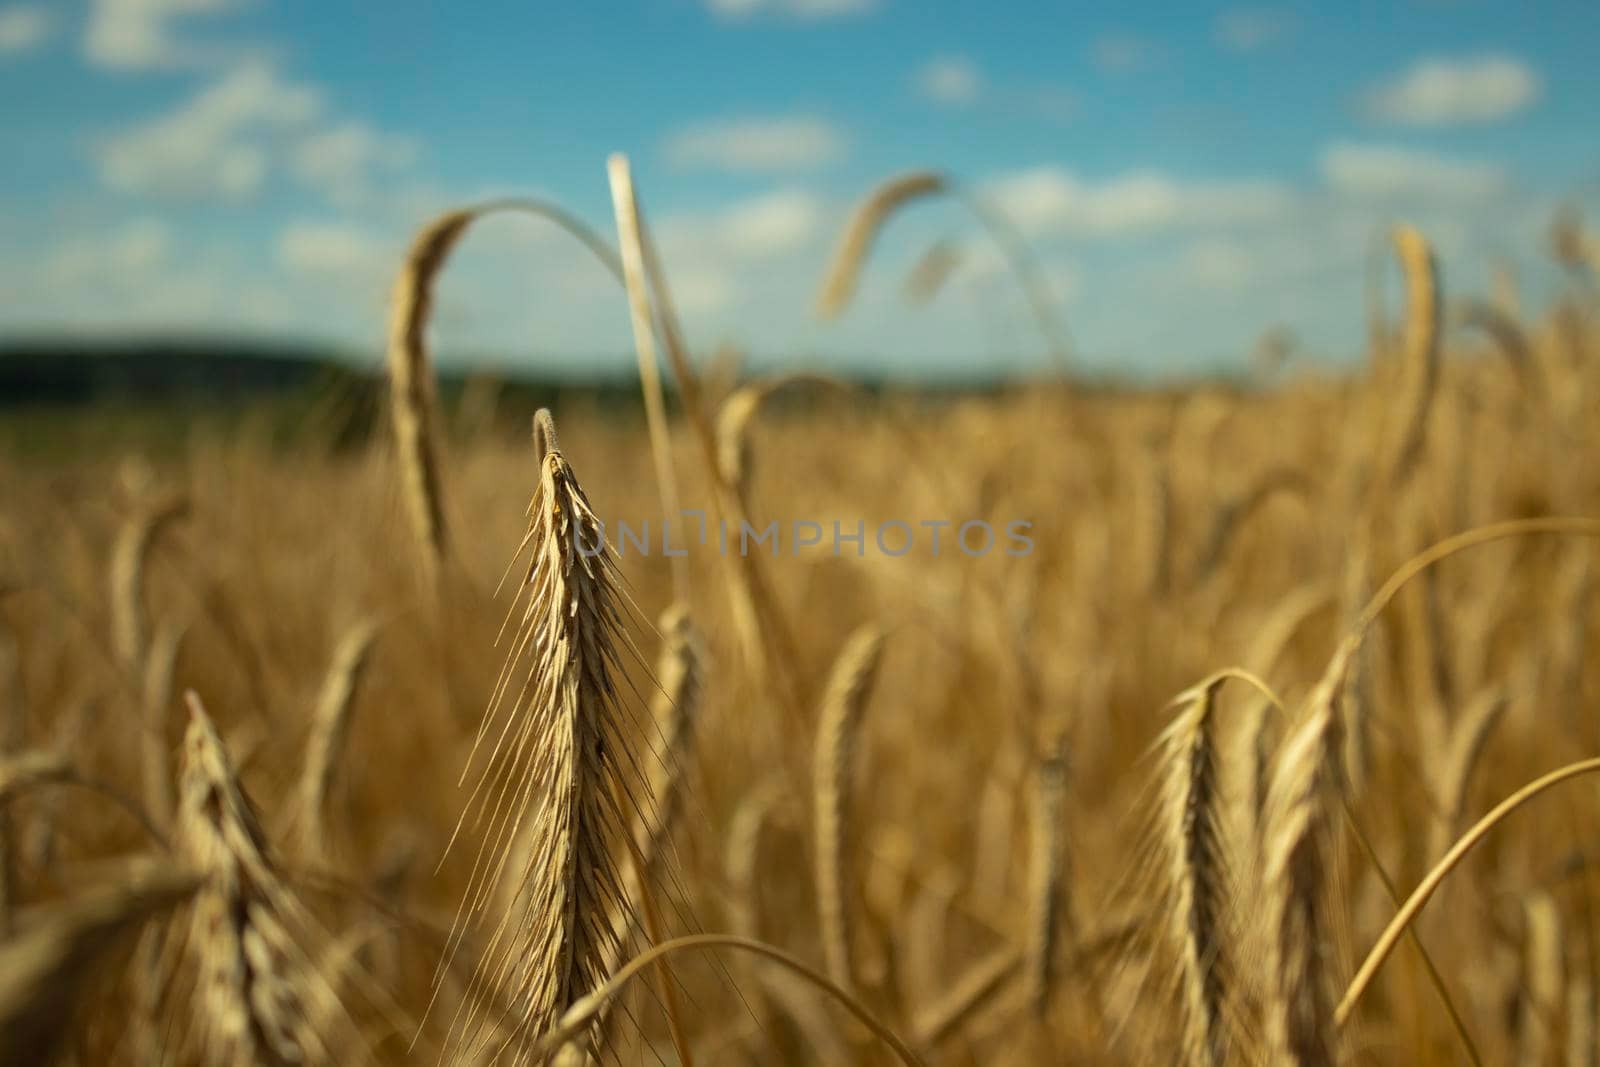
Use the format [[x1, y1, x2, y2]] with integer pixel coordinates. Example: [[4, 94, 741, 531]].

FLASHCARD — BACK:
[[1024, 732, 1069, 1018], [1140, 433, 1175, 595], [141, 618, 185, 834], [813, 624, 886, 989], [606, 158, 689, 601], [296, 619, 379, 862], [110, 494, 188, 675], [1384, 224, 1441, 487], [438, 409, 649, 1064], [607, 152, 807, 719]]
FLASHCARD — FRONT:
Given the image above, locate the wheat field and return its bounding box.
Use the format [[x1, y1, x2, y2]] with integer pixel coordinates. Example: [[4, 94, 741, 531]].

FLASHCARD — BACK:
[[3, 163, 1600, 1066]]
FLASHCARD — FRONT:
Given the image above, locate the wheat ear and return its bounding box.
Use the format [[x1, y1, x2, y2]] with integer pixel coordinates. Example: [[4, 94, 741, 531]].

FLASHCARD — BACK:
[[1385, 224, 1441, 487], [901, 238, 964, 305], [1520, 891, 1564, 1067], [640, 602, 705, 869], [814, 624, 886, 989], [1188, 469, 1308, 586], [713, 372, 856, 503], [1261, 639, 1356, 1066], [296, 619, 379, 862], [816, 170, 1071, 368], [179, 691, 347, 1066], [141, 618, 185, 834], [438, 409, 647, 1064], [110, 494, 188, 675], [1158, 677, 1231, 1065], [1427, 686, 1508, 863]]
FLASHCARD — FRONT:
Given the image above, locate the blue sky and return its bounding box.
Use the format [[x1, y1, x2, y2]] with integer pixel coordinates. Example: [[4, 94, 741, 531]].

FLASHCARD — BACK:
[[0, 0, 1596, 379]]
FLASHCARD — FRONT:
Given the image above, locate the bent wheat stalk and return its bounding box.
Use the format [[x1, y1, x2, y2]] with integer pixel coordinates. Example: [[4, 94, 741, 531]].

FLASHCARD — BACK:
[[387, 200, 622, 579], [814, 624, 886, 989], [1339, 756, 1600, 1026], [110, 494, 188, 675], [535, 933, 927, 1067], [816, 170, 1072, 371]]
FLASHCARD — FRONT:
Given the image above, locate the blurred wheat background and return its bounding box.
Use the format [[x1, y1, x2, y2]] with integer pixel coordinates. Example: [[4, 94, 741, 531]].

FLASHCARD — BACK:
[[3, 162, 1600, 1064]]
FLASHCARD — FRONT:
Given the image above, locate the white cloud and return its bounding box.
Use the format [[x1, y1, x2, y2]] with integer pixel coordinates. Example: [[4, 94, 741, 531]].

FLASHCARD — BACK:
[[667, 267, 735, 314], [1093, 33, 1157, 73], [276, 221, 391, 279], [1320, 143, 1507, 200], [1215, 8, 1293, 52], [0, 6, 53, 53], [1364, 55, 1540, 125], [984, 167, 1294, 236], [664, 116, 845, 173], [43, 218, 172, 286], [705, 0, 876, 18], [658, 188, 823, 263], [915, 56, 981, 105], [96, 62, 322, 198], [715, 189, 822, 256], [290, 122, 419, 206], [95, 63, 417, 205], [85, 0, 240, 71]]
